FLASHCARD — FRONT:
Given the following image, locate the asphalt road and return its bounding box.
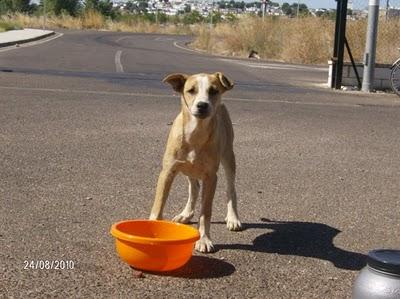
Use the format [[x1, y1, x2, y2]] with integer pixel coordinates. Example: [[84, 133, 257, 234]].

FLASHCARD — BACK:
[[1, 30, 400, 298]]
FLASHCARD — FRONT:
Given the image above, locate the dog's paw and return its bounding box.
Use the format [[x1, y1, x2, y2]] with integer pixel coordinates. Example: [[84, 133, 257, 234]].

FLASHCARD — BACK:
[[149, 214, 162, 220], [225, 216, 243, 231], [195, 237, 215, 253], [172, 212, 194, 224]]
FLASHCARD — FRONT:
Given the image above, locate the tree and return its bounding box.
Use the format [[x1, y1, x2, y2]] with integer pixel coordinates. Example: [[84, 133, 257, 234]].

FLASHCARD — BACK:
[[84, 0, 116, 18], [125, 1, 138, 13], [137, 0, 148, 12], [0, 0, 13, 14], [281, 2, 292, 16], [316, 9, 336, 20], [184, 4, 191, 13], [85, 0, 99, 11], [13, 0, 30, 12], [98, 0, 113, 17], [205, 11, 222, 24], [0, 0, 31, 14], [297, 3, 310, 16], [182, 11, 203, 25], [281, 2, 309, 17], [235, 1, 245, 10], [41, 0, 81, 16]]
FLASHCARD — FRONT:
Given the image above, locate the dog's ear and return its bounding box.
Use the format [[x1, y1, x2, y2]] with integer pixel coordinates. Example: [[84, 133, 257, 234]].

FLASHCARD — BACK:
[[215, 72, 234, 91], [163, 73, 188, 93]]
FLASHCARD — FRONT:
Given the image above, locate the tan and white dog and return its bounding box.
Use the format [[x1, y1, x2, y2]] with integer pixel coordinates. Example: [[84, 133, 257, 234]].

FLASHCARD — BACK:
[[149, 72, 242, 253]]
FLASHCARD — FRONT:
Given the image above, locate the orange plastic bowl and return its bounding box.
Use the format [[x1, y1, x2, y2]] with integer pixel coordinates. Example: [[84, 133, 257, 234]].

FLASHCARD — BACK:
[[110, 220, 200, 272]]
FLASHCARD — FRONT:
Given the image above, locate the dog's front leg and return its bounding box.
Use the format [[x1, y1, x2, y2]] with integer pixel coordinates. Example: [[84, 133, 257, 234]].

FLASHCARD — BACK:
[[149, 167, 177, 220], [222, 151, 242, 231], [195, 174, 217, 253], [173, 177, 199, 224]]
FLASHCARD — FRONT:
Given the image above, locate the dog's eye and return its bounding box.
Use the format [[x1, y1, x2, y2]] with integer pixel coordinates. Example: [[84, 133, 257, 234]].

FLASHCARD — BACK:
[[209, 87, 218, 95], [187, 87, 196, 94]]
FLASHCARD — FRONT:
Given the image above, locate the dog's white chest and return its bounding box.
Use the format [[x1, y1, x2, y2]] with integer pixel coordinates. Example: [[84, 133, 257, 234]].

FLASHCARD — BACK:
[[184, 118, 198, 143]]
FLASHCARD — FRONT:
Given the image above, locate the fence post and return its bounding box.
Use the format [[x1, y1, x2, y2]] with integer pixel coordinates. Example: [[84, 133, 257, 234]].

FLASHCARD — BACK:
[[332, 0, 348, 89], [361, 0, 380, 92]]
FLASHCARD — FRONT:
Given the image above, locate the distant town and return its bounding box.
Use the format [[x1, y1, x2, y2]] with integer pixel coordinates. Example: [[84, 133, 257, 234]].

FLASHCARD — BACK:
[[110, 0, 400, 19]]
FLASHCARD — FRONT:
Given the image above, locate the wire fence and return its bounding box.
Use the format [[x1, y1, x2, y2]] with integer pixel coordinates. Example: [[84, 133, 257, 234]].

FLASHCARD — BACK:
[[346, 0, 400, 64]]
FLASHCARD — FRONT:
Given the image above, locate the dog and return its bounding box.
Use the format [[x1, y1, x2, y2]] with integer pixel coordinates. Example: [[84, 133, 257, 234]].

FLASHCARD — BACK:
[[149, 72, 242, 253], [248, 50, 260, 60]]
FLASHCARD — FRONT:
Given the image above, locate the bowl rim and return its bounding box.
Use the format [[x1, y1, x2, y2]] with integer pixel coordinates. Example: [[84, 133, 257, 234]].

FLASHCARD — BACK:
[[110, 219, 200, 245]]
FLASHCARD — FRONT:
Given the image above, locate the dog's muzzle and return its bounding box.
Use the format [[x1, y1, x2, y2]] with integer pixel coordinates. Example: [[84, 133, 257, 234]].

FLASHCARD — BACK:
[[193, 101, 210, 119]]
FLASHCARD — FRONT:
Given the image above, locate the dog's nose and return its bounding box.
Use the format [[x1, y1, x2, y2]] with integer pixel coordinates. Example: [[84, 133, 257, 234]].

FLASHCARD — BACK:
[[197, 102, 209, 111]]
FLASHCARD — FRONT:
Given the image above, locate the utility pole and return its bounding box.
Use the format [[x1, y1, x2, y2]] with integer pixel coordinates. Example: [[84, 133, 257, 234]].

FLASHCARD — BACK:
[[261, 0, 269, 20], [362, 0, 380, 92], [385, 0, 390, 20], [261, 0, 265, 21], [210, 0, 214, 28]]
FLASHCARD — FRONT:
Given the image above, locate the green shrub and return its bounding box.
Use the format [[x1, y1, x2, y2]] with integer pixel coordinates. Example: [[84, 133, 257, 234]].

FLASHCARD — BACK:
[[0, 19, 22, 32]]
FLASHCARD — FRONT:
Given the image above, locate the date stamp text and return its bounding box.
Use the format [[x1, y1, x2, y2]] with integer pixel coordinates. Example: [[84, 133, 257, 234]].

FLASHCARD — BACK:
[[23, 260, 75, 270]]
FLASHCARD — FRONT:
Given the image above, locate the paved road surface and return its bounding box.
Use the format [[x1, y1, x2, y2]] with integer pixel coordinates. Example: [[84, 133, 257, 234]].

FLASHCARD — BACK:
[[1, 30, 399, 298]]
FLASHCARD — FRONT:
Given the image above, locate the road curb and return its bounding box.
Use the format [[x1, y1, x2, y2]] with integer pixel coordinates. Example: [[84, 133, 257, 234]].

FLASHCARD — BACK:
[[0, 30, 55, 48]]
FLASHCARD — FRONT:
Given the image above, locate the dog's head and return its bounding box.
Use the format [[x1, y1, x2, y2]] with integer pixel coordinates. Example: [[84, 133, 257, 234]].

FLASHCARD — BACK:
[[163, 72, 234, 119]]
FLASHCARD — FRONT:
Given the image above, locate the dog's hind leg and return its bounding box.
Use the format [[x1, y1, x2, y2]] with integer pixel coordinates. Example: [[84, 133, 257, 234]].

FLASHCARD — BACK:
[[222, 151, 242, 231], [150, 167, 177, 220], [172, 177, 199, 224]]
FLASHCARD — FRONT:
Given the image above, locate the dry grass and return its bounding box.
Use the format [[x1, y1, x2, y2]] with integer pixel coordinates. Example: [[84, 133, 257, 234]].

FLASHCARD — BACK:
[[2, 13, 82, 29], [193, 16, 400, 65], [81, 10, 105, 30], [0, 13, 193, 35], [193, 16, 335, 64]]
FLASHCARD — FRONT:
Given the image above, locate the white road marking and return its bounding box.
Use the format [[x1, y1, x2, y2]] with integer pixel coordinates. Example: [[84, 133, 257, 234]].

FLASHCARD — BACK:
[[0, 32, 64, 53], [115, 50, 124, 73], [0, 85, 382, 108], [219, 59, 328, 72], [116, 36, 129, 43], [173, 41, 204, 54], [155, 37, 175, 42]]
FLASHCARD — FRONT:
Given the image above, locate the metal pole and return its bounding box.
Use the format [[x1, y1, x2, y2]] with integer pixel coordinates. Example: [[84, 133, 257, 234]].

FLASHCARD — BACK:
[[345, 37, 362, 90], [331, 0, 341, 88], [297, 0, 300, 18], [43, 0, 46, 30], [362, 0, 380, 92]]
